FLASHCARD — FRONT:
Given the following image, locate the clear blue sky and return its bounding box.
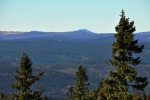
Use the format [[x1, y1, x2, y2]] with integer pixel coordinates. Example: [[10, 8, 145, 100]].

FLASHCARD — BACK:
[[0, 0, 149, 33]]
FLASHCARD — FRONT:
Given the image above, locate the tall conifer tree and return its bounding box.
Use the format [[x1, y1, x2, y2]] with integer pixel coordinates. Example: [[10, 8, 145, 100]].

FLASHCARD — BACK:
[[11, 53, 45, 100], [100, 10, 144, 100], [67, 65, 89, 100], [74, 65, 89, 100]]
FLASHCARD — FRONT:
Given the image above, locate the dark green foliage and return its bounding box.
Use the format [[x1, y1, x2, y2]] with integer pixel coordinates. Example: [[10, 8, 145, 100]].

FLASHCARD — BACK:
[[74, 65, 89, 100], [132, 77, 148, 91], [86, 80, 105, 100], [11, 53, 45, 100], [100, 10, 145, 99], [0, 93, 8, 100], [132, 77, 148, 100], [67, 65, 89, 100]]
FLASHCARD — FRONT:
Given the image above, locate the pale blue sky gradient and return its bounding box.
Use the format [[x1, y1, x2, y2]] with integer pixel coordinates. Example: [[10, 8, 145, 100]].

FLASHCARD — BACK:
[[0, 0, 149, 33]]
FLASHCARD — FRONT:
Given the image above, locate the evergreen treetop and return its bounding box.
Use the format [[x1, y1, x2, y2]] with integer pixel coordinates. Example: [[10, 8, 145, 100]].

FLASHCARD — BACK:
[[100, 10, 145, 100], [67, 65, 89, 100], [11, 53, 45, 100]]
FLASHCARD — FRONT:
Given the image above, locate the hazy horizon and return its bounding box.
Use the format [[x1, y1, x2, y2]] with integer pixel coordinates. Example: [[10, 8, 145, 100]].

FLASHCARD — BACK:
[[0, 29, 149, 34]]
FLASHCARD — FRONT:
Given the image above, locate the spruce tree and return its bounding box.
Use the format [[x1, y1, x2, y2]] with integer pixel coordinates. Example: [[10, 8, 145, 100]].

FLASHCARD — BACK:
[[74, 65, 89, 100], [67, 65, 89, 100], [100, 10, 144, 100], [11, 53, 45, 100]]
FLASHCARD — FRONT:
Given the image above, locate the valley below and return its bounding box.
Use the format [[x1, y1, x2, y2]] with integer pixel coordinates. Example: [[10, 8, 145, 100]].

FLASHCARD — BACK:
[[0, 31, 150, 99]]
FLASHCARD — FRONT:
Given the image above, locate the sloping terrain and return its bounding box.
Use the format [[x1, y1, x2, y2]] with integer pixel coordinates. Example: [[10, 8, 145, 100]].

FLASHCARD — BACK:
[[0, 31, 150, 99]]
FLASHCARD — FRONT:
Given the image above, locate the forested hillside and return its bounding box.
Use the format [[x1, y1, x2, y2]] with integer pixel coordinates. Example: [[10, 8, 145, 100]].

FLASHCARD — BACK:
[[0, 10, 150, 99], [0, 37, 150, 99]]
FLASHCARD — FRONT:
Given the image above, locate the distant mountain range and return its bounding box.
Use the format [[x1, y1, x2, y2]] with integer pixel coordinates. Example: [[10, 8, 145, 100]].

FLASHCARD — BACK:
[[0, 29, 150, 42]]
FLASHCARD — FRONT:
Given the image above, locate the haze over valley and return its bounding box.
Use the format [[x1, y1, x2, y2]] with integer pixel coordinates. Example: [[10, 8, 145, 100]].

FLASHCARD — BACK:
[[0, 30, 150, 99], [0, 0, 150, 99]]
